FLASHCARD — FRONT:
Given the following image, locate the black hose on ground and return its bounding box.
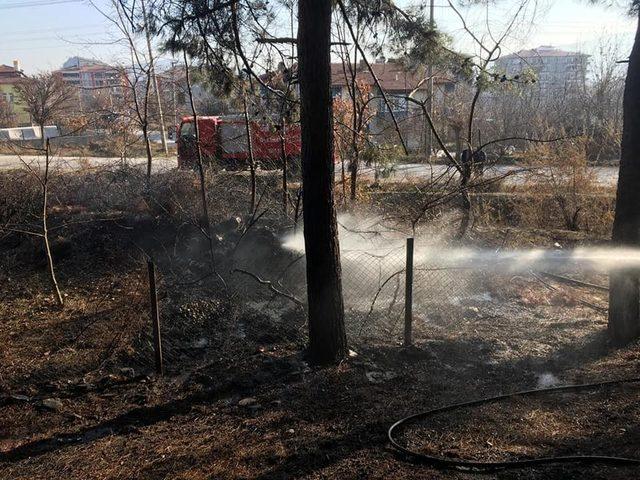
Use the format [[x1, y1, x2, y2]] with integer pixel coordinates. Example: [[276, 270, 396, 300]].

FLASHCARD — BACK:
[[530, 271, 608, 313], [537, 271, 609, 292], [388, 377, 640, 472]]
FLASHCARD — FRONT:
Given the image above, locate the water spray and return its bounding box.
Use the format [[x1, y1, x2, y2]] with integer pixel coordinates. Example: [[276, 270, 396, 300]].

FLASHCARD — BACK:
[[285, 215, 640, 471]]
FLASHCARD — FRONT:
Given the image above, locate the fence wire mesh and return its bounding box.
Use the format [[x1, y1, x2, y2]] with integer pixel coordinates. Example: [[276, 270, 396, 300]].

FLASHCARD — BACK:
[[230, 237, 610, 347]]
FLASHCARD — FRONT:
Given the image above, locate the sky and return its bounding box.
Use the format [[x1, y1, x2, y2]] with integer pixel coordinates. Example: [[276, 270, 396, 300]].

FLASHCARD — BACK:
[[0, 0, 637, 74]]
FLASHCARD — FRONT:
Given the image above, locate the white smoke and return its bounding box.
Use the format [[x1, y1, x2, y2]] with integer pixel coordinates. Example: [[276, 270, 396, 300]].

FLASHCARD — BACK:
[[282, 215, 640, 273]]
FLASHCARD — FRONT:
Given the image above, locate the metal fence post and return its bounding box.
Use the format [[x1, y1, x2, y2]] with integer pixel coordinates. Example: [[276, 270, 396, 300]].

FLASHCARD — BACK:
[[404, 238, 414, 347], [147, 260, 163, 375]]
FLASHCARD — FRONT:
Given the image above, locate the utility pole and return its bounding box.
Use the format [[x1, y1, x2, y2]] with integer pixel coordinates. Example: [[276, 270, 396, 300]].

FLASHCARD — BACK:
[[290, 0, 295, 63], [142, 0, 169, 155], [424, 0, 435, 160], [171, 59, 178, 134]]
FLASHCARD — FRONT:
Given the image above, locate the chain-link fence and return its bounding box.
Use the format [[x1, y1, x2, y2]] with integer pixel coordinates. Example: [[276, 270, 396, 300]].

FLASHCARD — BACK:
[[229, 236, 611, 348], [1, 155, 612, 390], [339, 243, 497, 344]]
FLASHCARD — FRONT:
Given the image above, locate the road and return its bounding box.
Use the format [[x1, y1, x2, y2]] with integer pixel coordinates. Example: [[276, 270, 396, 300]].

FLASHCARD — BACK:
[[353, 163, 618, 187], [0, 154, 619, 186], [0, 154, 176, 173]]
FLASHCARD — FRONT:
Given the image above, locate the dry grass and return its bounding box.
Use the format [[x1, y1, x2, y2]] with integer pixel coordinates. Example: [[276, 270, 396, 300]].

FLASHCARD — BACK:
[[0, 138, 176, 159], [507, 139, 615, 235]]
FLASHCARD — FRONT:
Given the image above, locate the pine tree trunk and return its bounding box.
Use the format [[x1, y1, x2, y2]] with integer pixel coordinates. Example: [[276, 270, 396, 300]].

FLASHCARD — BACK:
[[609, 13, 640, 346], [350, 155, 358, 201], [298, 0, 348, 365], [280, 119, 288, 216]]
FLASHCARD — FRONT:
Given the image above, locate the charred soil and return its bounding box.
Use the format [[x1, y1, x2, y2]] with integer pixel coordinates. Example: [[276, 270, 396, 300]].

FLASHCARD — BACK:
[[1, 168, 639, 480]]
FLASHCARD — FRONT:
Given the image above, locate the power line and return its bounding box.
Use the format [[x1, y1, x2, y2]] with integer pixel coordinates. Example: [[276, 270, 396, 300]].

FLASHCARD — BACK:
[[2, 23, 106, 36], [2, 31, 112, 43], [0, 0, 83, 9]]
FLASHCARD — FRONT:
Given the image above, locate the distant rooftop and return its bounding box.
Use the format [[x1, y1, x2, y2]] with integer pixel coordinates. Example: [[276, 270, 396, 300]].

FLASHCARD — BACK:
[[0, 63, 22, 74], [501, 46, 589, 60], [331, 61, 452, 91], [260, 58, 455, 93], [61, 56, 110, 70], [0, 63, 25, 84]]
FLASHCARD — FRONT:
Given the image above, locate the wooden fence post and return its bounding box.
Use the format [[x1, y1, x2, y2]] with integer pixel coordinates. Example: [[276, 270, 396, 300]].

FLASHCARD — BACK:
[[147, 260, 163, 375], [404, 238, 414, 347]]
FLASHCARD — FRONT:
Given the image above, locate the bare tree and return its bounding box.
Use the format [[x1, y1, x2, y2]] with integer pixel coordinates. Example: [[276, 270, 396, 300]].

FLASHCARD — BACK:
[[586, 37, 626, 161], [40, 140, 64, 307], [141, 0, 170, 155], [224, 2, 258, 211], [1, 140, 64, 307], [0, 97, 16, 128], [15, 73, 74, 148], [183, 52, 216, 267], [88, 0, 157, 187]]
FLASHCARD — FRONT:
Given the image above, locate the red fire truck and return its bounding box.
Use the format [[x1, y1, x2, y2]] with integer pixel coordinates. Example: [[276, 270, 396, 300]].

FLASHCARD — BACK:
[[177, 115, 301, 170]]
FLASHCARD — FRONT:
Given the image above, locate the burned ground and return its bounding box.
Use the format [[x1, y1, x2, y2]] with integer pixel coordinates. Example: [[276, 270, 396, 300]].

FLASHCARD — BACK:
[[1, 167, 639, 479]]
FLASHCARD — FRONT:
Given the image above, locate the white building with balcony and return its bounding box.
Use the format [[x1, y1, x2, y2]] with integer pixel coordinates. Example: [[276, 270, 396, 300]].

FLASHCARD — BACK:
[[495, 46, 589, 96]]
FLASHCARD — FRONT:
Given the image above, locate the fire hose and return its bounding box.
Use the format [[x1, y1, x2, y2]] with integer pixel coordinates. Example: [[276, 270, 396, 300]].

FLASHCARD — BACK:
[[388, 377, 640, 472]]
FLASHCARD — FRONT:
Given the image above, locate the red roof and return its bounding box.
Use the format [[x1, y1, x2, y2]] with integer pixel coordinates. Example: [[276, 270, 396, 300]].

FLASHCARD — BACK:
[[261, 61, 454, 93], [0, 64, 24, 84], [331, 62, 452, 92]]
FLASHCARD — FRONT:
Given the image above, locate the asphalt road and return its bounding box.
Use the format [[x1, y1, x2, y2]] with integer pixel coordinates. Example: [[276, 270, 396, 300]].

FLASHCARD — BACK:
[[350, 163, 618, 186], [0, 154, 619, 186], [0, 154, 177, 173]]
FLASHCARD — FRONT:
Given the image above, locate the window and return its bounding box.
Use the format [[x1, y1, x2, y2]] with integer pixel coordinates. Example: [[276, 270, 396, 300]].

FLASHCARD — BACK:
[[180, 122, 194, 138], [382, 94, 408, 113]]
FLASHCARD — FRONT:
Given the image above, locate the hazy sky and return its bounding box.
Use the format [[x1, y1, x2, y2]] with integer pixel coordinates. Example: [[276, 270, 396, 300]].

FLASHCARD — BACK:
[[0, 0, 636, 74]]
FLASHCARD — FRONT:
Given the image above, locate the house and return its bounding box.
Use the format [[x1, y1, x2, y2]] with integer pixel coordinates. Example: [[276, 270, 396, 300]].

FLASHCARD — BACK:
[[0, 61, 30, 127], [330, 58, 456, 151], [495, 46, 589, 96], [330, 58, 454, 111], [260, 58, 457, 152]]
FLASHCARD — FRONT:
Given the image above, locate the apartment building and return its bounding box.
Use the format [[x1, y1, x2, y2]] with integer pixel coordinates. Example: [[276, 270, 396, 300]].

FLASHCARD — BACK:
[[495, 45, 589, 95], [55, 56, 125, 107]]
